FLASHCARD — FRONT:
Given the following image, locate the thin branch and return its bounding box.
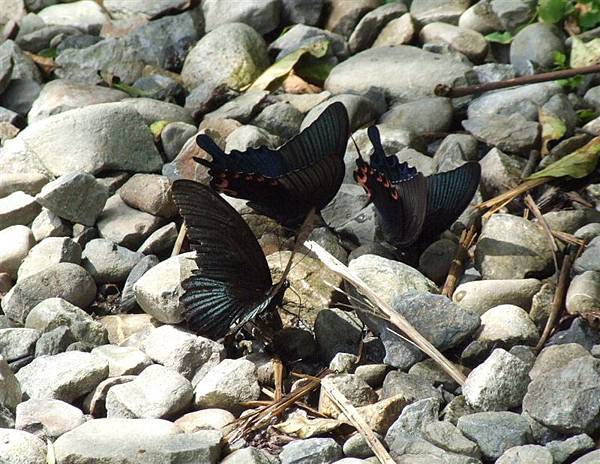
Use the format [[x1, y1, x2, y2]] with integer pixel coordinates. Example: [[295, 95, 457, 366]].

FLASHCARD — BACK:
[[535, 254, 573, 352], [171, 222, 187, 257], [524, 193, 559, 273], [304, 241, 466, 386], [321, 378, 395, 464], [435, 64, 600, 98], [442, 225, 477, 298]]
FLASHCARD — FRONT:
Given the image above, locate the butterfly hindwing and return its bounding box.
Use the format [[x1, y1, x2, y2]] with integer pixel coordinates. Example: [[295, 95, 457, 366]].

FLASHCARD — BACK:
[[171, 180, 274, 339], [195, 102, 350, 223]]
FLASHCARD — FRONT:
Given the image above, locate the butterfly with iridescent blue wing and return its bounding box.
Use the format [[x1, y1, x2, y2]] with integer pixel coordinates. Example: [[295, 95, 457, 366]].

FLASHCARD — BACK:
[[354, 126, 481, 248]]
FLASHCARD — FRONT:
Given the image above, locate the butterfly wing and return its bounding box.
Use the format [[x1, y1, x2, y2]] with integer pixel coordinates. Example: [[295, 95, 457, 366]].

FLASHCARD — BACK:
[[171, 179, 274, 339], [354, 126, 428, 248], [421, 162, 481, 240], [195, 102, 350, 223]]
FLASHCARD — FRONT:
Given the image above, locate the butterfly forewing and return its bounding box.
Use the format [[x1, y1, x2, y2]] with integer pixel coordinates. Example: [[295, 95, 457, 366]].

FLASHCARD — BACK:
[[171, 180, 274, 338]]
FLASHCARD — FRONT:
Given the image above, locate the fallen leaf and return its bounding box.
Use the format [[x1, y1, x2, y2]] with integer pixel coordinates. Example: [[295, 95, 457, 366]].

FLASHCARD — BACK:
[[526, 135, 600, 179], [570, 36, 600, 68], [539, 108, 567, 157], [149, 120, 171, 139], [248, 39, 329, 92]]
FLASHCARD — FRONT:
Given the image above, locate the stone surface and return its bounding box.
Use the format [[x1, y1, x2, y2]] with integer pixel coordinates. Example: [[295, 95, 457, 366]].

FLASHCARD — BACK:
[[420, 22, 488, 63], [0, 327, 39, 362], [496, 445, 553, 464], [194, 358, 260, 413], [106, 364, 193, 419], [202, 0, 280, 34], [0, 225, 35, 279], [91, 345, 152, 377], [82, 238, 143, 284], [411, 0, 470, 25], [15, 398, 85, 440], [475, 214, 554, 280], [38, 0, 108, 34], [463, 113, 539, 155], [175, 408, 235, 434], [16, 351, 108, 402], [25, 297, 107, 346], [348, 2, 408, 53], [314, 308, 362, 362], [453, 279, 541, 315], [0, 428, 47, 464], [30, 208, 70, 241], [319, 374, 378, 417], [0, 191, 41, 230], [280, 438, 343, 464], [546, 434, 595, 464], [0, 355, 21, 411], [476, 304, 539, 348], [53, 418, 222, 464], [1, 263, 96, 324], [510, 23, 564, 76], [566, 271, 600, 315], [118, 174, 177, 218], [17, 237, 82, 281]]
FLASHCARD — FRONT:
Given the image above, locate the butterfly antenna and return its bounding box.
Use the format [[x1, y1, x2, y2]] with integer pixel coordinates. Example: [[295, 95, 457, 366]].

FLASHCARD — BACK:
[[350, 134, 364, 161]]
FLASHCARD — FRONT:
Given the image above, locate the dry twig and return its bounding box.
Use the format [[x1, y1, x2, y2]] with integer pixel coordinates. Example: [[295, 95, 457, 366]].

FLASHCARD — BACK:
[[442, 225, 477, 298], [171, 222, 187, 257], [304, 241, 466, 386], [321, 378, 395, 464]]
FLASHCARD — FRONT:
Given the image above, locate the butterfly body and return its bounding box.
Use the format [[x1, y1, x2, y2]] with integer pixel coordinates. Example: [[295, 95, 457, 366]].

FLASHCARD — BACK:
[[354, 126, 481, 248], [195, 102, 350, 226]]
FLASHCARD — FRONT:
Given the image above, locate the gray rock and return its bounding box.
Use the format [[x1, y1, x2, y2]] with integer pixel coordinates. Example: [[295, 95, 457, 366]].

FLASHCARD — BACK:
[[566, 271, 600, 315], [82, 375, 135, 416], [423, 420, 480, 458], [373, 13, 416, 47], [583, 86, 600, 112], [459, 0, 503, 34], [119, 254, 159, 312], [325, 45, 472, 104], [161, 122, 197, 162], [117, 98, 194, 126], [252, 102, 304, 141], [410, 0, 470, 25], [270, 23, 348, 61], [490, 0, 536, 31], [0, 225, 35, 279], [574, 450, 600, 464], [319, 374, 378, 417], [225, 125, 281, 152], [181, 22, 269, 92], [475, 214, 554, 280], [91, 345, 152, 377], [221, 447, 278, 464], [0, 172, 49, 198], [96, 172, 131, 196], [28, 79, 128, 123], [453, 279, 541, 315], [1, 263, 96, 324], [467, 82, 561, 121], [31, 208, 70, 241], [0, 327, 40, 362], [97, 194, 164, 250], [408, 358, 461, 392], [15, 398, 85, 440], [543, 210, 600, 235], [472, 63, 516, 84], [82, 238, 143, 284], [281, 0, 323, 26], [25, 297, 108, 346], [54, 418, 222, 464], [0, 78, 41, 115], [0, 40, 42, 84], [547, 318, 600, 350], [523, 356, 600, 434], [329, 352, 359, 373], [280, 438, 343, 464], [5, 103, 163, 176], [0, 191, 41, 230], [136, 222, 178, 256], [194, 358, 260, 413], [106, 364, 193, 419], [0, 429, 47, 464], [142, 325, 224, 381], [496, 445, 553, 464], [103, 0, 190, 19], [441, 395, 477, 425], [433, 134, 478, 173], [418, 238, 457, 284], [380, 97, 453, 136], [314, 308, 362, 362], [175, 408, 236, 434], [542, 93, 577, 136], [386, 397, 441, 442], [546, 434, 595, 464], [202, 0, 280, 34], [18, 237, 82, 281], [457, 412, 531, 461], [463, 113, 539, 155], [16, 24, 85, 54], [205, 90, 269, 124], [463, 348, 530, 411], [348, 2, 408, 53], [34, 325, 76, 357], [16, 351, 108, 402], [325, 0, 380, 38], [479, 147, 526, 198], [133, 252, 197, 324], [0, 355, 22, 410], [36, 172, 108, 226], [420, 22, 488, 63], [382, 371, 443, 403], [573, 237, 600, 274], [343, 431, 384, 459], [38, 0, 108, 34], [476, 304, 539, 348], [510, 23, 564, 75], [302, 94, 380, 133]]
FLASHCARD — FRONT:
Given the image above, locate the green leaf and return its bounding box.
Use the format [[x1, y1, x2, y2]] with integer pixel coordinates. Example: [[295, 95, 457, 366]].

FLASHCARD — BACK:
[[577, 108, 597, 124], [149, 120, 171, 138], [484, 31, 514, 44], [579, 8, 600, 30], [539, 108, 567, 157], [538, 0, 572, 23], [295, 61, 335, 85], [248, 39, 329, 92], [111, 82, 150, 98], [552, 50, 567, 68], [570, 36, 600, 68], [38, 48, 57, 58], [526, 135, 600, 179]]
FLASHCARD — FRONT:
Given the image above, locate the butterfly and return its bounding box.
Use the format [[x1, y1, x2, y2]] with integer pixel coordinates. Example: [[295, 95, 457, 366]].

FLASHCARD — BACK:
[[193, 102, 350, 226], [354, 126, 481, 248], [171, 179, 314, 340]]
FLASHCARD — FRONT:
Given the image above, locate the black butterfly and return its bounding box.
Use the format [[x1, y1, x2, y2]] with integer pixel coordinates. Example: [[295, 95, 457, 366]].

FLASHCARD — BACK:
[[171, 179, 313, 340], [194, 102, 350, 226], [354, 126, 481, 248]]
